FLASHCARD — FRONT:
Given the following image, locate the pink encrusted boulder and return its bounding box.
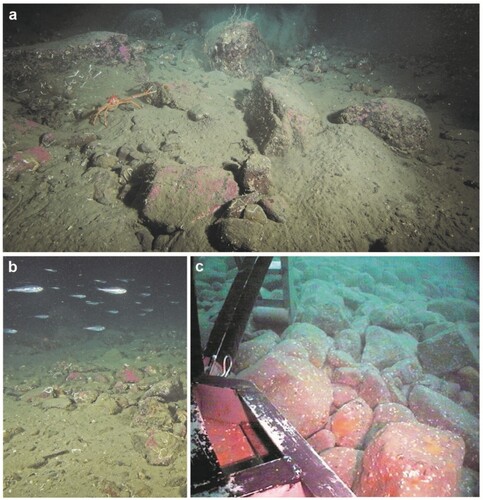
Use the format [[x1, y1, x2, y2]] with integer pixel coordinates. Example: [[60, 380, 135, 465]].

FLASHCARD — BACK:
[[4, 146, 51, 179], [329, 398, 373, 449], [270, 338, 310, 361], [332, 366, 364, 387], [358, 366, 392, 408], [355, 422, 465, 496], [233, 330, 280, 373], [143, 164, 238, 231], [120, 367, 142, 383], [334, 98, 432, 155], [307, 429, 336, 453], [238, 352, 333, 437], [372, 402, 416, 425], [320, 447, 363, 490], [409, 384, 479, 470], [332, 384, 358, 409]]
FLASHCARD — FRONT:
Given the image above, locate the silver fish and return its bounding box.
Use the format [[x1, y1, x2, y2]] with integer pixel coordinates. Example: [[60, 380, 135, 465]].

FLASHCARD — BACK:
[[4, 328, 17, 335], [44, 268, 57, 273], [140, 293, 151, 297], [70, 294, 86, 299], [7, 285, 44, 293], [83, 325, 106, 332], [107, 310, 119, 314], [51, 286, 61, 290], [97, 287, 127, 295], [85, 301, 101, 305], [94, 279, 107, 283], [34, 315, 49, 319], [141, 308, 154, 313]]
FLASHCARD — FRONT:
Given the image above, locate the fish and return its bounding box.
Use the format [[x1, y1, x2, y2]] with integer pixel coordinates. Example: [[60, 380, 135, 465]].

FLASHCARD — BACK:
[[85, 301, 101, 305], [138, 313, 146, 317], [170, 301, 180, 304], [83, 325, 106, 332], [107, 310, 119, 314], [94, 279, 107, 283], [51, 286, 61, 290], [140, 293, 151, 297], [4, 328, 17, 335], [135, 301, 142, 305], [97, 287, 127, 295], [141, 308, 154, 313], [116, 278, 131, 283], [7, 285, 44, 293], [70, 294, 87, 299], [34, 314, 49, 319], [44, 268, 57, 273]]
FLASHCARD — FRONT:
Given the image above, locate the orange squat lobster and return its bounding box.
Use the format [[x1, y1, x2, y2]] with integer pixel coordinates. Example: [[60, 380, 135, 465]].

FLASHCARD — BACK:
[[90, 89, 156, 126]]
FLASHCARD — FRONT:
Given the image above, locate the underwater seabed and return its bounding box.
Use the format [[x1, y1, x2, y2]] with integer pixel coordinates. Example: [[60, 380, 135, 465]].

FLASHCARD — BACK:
[[193, 257, 479, 496], [3, 5, 478, 251], [3, 328, 187, 497]]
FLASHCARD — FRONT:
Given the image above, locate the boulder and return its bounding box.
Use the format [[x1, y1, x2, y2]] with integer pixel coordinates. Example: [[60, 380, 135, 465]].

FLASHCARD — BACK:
[[233, 330, 280, 373], [427, 298, 479, 323], [281, 322, 334, 369], [142, 164, 238, 232], [355, 422, 465, 496], [382, 357, 423, 385], [418, 324, 478, 375], [270, 338, 310, 361], [358, 366, 392, 408], [238, 352, 333, 437], [333, 97, 432, 155], [362, 326, 418, 370], [307, 429, 336, 453], [332, 366, 364, 388], [372, 403, 416, 425], [369, 303, 409, 330], [204, 20, 274, 79], [409, 384, 479, 469], [320, 447, 363, 490], [332, 384, 358, 409], [329, 398, 373, 449], [244, 76, 321, 155], [295, 291, 351, 337], [333, 328, 362, 361]]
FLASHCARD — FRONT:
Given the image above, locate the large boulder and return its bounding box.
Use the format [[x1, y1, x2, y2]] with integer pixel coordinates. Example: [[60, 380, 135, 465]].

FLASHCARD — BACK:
[[295, 289, 351, 337], [333, 98, 432, 155], [244, 77, 321, 155], [333, 328, 362, 361], [233, 330, 280, 373], [358, 366, 392, 408], [280, 322, 334, 369], [203, 20, 274, 79], [427, 298, 479, 323], [320, 447, 363, 490], [418, 324, 478, 376], [355, 422, 465, 496], [238, 352, 333, 437], [329, 398, 373, 449], [409, 384, 479, 470], [369, 303, 410, 330], [361, 326, 418, 370], [142, 164, 239, 232]]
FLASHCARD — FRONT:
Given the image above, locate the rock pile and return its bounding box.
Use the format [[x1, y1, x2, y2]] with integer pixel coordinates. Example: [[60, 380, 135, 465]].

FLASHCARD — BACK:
[[196, 258, 480, 496]]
